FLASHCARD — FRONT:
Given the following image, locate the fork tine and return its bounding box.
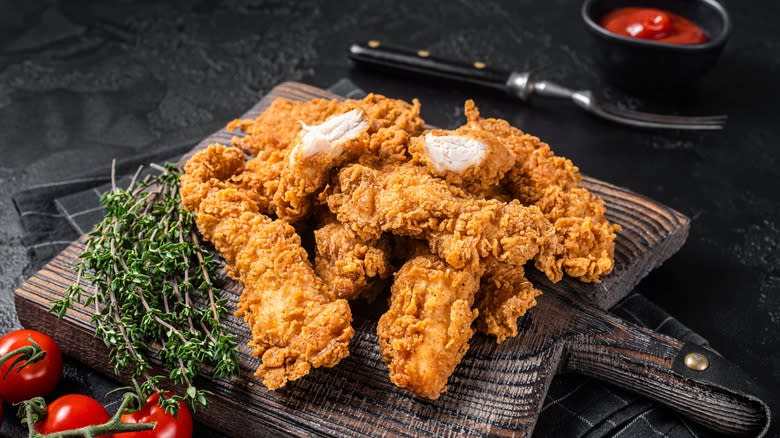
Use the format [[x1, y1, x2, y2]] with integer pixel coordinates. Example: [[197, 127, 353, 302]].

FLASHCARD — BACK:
[[594, 105, 726, 129], [570, 91, 726, 130], [586, 104, 725, 130], [599, 104, 727, 125], [615, 106, 729, 120]]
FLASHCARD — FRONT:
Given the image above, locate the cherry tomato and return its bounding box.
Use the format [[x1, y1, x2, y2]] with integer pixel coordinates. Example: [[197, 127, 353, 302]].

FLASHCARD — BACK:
[[117, 392, 193, 438], [0, 329, 63, 403], [34, 394, 112, 437]]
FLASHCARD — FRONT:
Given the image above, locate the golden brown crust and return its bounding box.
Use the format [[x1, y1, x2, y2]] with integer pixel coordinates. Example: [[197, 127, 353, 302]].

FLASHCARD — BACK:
[[465, 104, 617, 283], [504, 138, 582, 205], [533, 186, 621, 283], [181, 95, 620, 397], [377, 252, 480, 400], [409, 101, 516, 195], [227, 97, 346, 157], [199, 188, 354, 389], [476, 261, 541, 343], [327, 163, 554, 271], [313, 215, 393, 301], [231, 95, 423, 222], [180, 144, 247, 212], [181, 146, 354, 390]]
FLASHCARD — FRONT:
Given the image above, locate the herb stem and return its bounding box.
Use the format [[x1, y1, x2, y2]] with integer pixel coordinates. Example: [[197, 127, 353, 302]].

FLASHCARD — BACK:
[[51, 163, 238, 412]]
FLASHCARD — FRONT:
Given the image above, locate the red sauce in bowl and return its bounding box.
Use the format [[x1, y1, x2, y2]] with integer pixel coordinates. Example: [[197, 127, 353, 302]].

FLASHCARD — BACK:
[[600, 7, 708, 45]]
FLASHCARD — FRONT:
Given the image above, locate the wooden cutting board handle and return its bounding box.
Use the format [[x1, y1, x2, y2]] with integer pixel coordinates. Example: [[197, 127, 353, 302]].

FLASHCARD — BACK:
[[563, 305, 775, 436]]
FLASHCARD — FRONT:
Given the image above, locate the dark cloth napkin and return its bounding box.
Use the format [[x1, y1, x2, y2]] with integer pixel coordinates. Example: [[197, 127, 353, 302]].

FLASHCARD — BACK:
[[7, 79, 718, 438]]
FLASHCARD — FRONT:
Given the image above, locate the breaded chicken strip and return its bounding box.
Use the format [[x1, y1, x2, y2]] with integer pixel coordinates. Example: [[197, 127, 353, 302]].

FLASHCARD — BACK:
[[275, 99, 423, 222], [401, 100, 544, 342], [464, 103, 619, 283], [409, 100, 516, 195], [534, 186, 618, 283], [475, 260, 541, 343], [180, 143, 281, 215], [274, 108, 371, 221], [226, 95, 424, 222], [227, 97, 347, 157], [181, 146, 354, 390], [327, 163, 553, 272], [180, 144, 247, 212], [377, 251, 481, 399], [313, 213, 393, 301]]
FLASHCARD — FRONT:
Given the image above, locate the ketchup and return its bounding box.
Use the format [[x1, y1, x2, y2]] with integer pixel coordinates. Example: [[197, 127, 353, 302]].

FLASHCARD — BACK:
[[600, 7, 708, 45]]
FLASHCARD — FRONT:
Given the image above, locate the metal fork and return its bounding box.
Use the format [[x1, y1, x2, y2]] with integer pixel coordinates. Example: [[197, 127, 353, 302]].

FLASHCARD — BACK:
[[349, 41, 727, 130], [507, 72, 726, 130]]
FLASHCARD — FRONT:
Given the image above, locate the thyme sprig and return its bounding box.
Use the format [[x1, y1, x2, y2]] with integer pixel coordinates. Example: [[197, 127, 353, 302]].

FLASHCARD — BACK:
[[50, 162, 239, 414]]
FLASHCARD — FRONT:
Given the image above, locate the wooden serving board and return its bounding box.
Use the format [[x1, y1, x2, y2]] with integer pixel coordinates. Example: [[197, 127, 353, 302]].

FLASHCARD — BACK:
[[15, 82, 771, 437]]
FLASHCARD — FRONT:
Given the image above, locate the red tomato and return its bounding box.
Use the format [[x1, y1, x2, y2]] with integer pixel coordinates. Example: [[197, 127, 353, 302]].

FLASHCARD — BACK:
[[117, 392, 193, 438], [0, 329, 63, 403], [34, 394, 112, 437]]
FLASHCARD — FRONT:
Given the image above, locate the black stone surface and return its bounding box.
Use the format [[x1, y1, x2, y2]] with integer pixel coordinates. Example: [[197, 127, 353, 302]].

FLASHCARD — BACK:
[[0, 0, 778, 436]]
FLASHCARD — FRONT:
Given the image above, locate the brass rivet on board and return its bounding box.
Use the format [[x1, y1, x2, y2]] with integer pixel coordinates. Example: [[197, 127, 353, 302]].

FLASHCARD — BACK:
[[473, 61, 486, 69], [368, 40, 380, 48], [684, 352, 709, 371], [417, 50, 430, 58]]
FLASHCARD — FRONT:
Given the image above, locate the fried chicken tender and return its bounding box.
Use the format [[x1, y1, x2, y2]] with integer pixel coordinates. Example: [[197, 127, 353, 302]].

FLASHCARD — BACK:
[[475, 260, 541, 343], [180, 93, 621, 397], [377, 251, 481, 399], [464, 102, 619, 283], [181, 146, 354, 390], [313, 213, 392, 301], [180, 144, 247, 212], [327, 163, 553, 272], [180, 143, 282, 215], [534, 186, 619, 283], [227, 95, 423, 222], [227, 97, 347, 157], [409, 100, 516, 195]]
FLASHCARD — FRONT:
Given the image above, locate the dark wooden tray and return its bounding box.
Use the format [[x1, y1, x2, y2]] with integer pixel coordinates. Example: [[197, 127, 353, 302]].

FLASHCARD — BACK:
[[15, 82, 770, 437]]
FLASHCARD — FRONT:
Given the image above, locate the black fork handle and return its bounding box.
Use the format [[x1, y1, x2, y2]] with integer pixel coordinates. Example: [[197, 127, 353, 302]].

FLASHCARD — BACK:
[[349, 41, 512, 90]]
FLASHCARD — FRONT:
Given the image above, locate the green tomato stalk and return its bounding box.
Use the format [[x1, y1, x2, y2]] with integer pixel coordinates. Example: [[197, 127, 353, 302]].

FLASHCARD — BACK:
[[0, 337, 46, 379], [17, 393, 155, 438]]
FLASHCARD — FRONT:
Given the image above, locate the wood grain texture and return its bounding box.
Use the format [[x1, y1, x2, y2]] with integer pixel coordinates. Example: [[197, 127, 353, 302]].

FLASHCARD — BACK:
[[15, 82, 707, 437]]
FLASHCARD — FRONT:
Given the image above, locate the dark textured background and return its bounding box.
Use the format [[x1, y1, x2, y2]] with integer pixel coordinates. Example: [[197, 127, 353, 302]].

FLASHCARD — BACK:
[[0, 0, 778, 436]]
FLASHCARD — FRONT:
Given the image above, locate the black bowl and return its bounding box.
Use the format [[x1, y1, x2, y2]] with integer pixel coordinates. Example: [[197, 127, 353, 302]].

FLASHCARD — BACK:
[[582, 0, 731, 91]]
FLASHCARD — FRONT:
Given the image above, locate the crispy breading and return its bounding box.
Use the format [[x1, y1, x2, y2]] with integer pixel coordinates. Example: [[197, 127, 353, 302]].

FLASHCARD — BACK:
[[181, 94, 621, 398], [180, 144, 247, 212], [227, 97, 346, 157], [180, 143, 282, 215], [504, 139, 582, 205], [377, 251, 481, 400], [181, 146, 354, 390], [227, 95, 424, 222], [313, 214, 392, 301], [533, 186, 619, 283], [327, 163, 553, 271], [410, 100, 516, 195], [465, 103, 618, 283], [197, 188, 354, 389], [475, 260, 541, 343]]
